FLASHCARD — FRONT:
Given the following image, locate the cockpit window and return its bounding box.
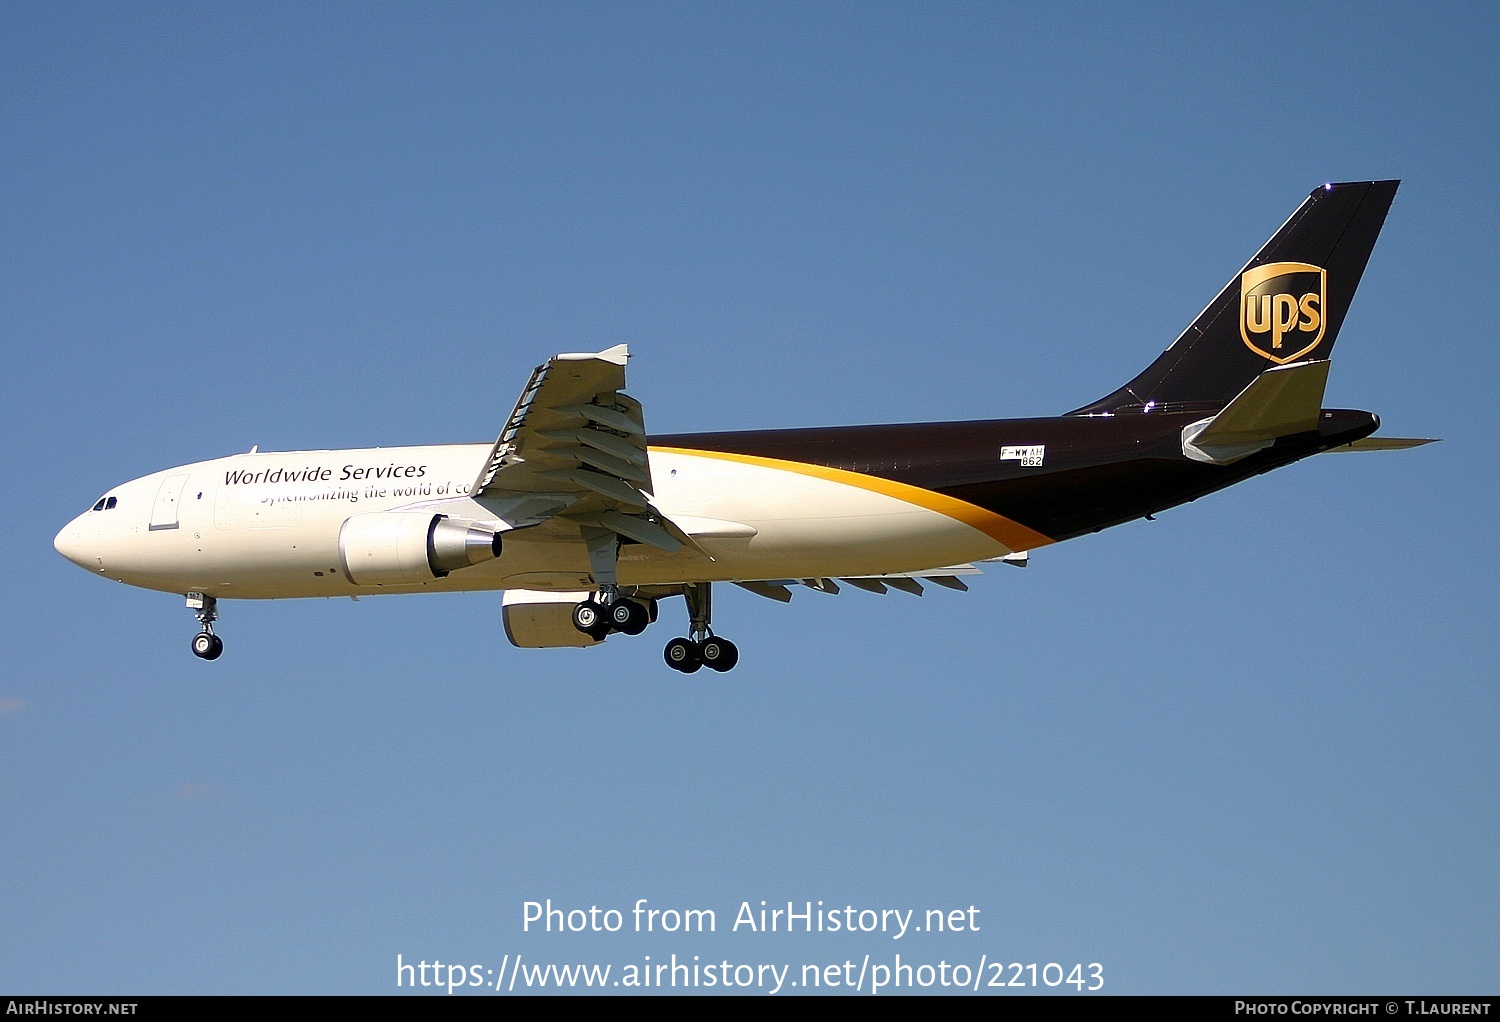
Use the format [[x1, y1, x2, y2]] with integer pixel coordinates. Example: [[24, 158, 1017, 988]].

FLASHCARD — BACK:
[[105, 496, 117, 510], [92, 496, 118, 512], [93, 498, 106, 511]]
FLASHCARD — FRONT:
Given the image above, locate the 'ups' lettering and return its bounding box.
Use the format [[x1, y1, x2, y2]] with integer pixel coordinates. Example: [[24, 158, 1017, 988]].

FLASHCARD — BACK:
[[1299, 292, 1321, 333], [1272, 293, 1300, 348], [1246, 294, 1271, 334], [1239, 262, 1327, 364]]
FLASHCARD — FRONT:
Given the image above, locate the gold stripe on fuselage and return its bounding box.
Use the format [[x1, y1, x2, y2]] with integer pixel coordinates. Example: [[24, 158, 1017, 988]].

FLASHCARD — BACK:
[[651, 446, 1054, 553]]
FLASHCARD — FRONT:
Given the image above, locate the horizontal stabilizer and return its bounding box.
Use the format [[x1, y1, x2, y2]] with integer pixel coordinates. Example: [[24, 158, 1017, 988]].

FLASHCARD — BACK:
[[1328, 437, 1440, 452], [1182, 359, 1331, 464]]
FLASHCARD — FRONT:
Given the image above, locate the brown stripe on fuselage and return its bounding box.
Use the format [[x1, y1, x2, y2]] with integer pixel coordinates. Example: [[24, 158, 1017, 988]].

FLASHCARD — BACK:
[[654, 408, 1379, 544]]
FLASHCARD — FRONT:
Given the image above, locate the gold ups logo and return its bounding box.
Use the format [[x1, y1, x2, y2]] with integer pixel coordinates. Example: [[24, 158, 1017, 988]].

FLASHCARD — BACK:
[[1240, 261, 1326, 363]]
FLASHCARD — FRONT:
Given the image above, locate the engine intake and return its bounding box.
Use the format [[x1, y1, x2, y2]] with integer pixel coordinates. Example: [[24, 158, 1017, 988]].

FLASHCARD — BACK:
[[339, 512, 501, 587]]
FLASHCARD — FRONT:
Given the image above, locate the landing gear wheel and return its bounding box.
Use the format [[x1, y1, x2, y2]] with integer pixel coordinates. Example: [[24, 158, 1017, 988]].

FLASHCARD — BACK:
[[191, 632, 223, 661], [699, 636, 739, 672], [664, 637, 702, 673], [572, 600, 604, 635], [611, 599, 649, 636]]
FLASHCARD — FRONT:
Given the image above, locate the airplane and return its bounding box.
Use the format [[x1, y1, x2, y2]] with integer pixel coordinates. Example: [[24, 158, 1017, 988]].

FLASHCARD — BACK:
[[54, 180, 1433, 673]]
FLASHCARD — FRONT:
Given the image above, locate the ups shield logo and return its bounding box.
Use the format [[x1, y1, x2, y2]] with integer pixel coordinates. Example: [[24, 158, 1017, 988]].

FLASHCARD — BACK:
[[1240, 261, 1326, 363]]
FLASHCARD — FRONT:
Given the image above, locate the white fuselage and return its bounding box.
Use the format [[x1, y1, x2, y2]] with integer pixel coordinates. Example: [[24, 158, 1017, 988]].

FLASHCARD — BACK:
[[54, 443, 1013, 599]]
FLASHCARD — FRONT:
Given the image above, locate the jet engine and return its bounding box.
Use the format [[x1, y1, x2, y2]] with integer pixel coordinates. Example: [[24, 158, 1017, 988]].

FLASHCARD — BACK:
[[502, 589, 602, 648], [339, 512, 501, 586]]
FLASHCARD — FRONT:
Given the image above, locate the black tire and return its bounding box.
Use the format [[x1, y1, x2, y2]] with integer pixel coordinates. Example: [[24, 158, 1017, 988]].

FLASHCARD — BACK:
[[191, 632, 222, 661], [699, 637, 739, 672], [663, 637, 702, 673], [572, 600, 602, 634], [612, 599, 649, 636]]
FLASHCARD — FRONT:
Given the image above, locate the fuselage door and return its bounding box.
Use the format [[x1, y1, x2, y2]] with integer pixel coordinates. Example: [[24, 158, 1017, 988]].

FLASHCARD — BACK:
[[150, 473, 190, 531]]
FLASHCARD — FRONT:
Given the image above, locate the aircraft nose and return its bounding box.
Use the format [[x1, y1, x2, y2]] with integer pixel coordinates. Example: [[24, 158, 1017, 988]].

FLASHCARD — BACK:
[[54, 518, 96, 569]]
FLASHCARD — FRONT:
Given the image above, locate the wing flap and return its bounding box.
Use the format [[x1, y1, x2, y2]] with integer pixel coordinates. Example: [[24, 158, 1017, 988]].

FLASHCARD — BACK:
[[569, 510, 683, 553], [735, 580, 794, 603], [537, 427, 650, 467], [559, 400, 646, 437], [730, 565, 983, 600], [538, 468, 652, 508], [569, 445, 651, 484]]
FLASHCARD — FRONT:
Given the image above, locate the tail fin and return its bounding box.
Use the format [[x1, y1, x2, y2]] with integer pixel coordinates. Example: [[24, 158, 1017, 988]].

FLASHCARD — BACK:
[[1068, 180, 1399, 416]]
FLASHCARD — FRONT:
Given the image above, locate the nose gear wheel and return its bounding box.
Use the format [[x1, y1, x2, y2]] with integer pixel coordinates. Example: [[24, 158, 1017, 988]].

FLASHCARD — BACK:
[[186, 592, 224, 661], [191, 632, 223, 660]]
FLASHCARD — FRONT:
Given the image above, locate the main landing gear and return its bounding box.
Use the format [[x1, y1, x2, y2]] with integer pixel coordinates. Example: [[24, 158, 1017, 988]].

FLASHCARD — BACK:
[[186, 592, 223, 661], [572, 529, 739, 672], [663, 634, 738, 674], [569, 581, 740, 673], [662, 582, 738, 674], [571, 586, 652, 642], [571, 530, 655, 643]]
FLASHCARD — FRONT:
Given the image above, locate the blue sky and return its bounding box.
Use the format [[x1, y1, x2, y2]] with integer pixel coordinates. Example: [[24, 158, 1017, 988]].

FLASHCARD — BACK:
[[4, 2, 1496, 994]]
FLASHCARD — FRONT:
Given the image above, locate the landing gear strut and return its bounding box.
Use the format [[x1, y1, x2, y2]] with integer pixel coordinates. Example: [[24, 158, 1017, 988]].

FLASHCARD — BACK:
[[664, 582, 739, 674], [569, 528, 738, 671], [570, 527, 656, 642], [186, 592, 223, 661]]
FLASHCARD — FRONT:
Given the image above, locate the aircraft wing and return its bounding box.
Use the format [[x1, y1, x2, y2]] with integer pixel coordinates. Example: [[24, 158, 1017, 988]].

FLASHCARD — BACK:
[[471, 345, 690, 553]]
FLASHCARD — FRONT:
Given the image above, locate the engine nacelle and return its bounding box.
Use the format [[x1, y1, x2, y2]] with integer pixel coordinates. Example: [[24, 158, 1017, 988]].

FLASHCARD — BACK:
[[339, 512, 501, 587], [502, 589, 602, 648]]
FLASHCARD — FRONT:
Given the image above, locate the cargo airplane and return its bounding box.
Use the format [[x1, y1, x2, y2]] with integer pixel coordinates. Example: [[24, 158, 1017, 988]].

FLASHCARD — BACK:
[[55, 180, 1432, 672]]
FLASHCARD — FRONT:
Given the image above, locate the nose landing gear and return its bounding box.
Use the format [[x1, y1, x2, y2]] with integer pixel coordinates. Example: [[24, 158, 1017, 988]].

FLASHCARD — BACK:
[[186, 592, 223, 661]]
